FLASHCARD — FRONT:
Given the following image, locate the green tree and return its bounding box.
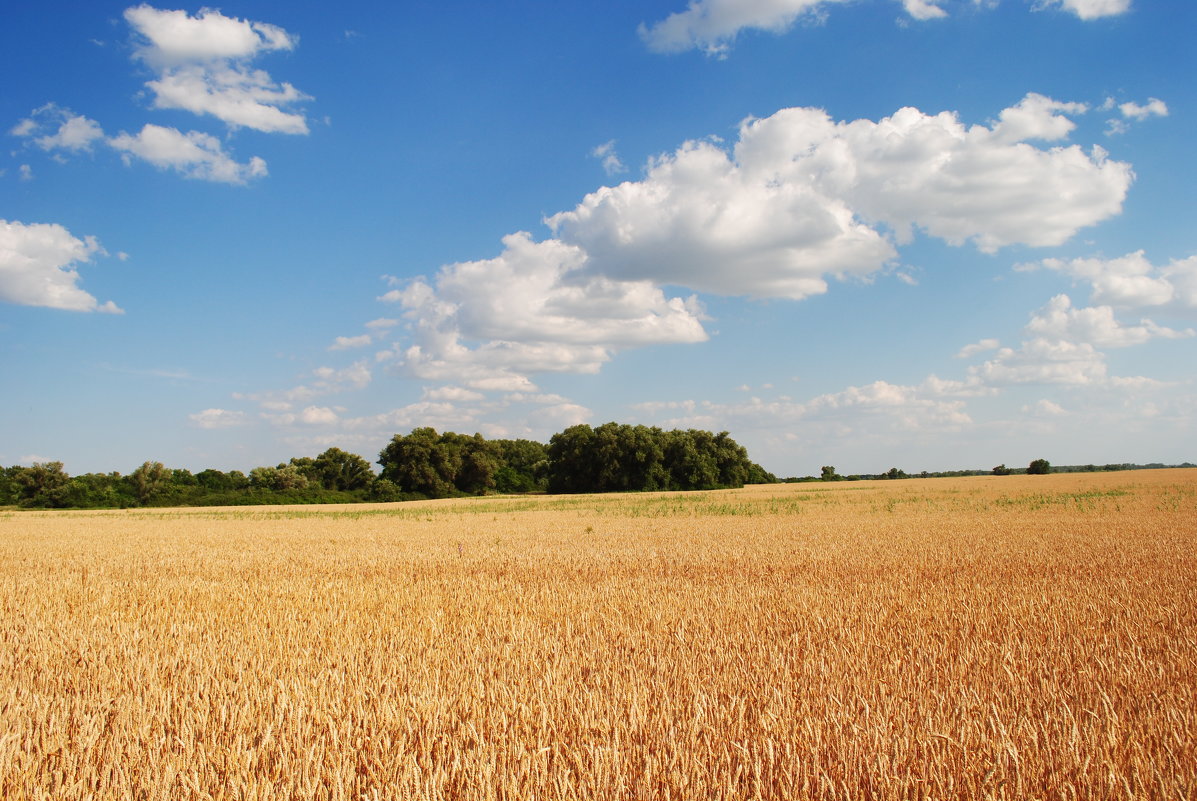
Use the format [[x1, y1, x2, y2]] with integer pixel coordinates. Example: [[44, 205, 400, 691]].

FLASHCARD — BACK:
[[311, 448, 374, 491], [128, 461, 172, 505], [378, 428, 458, 498], [546, 424, 598, 494], [1027, 458, 1052, 475], [15, 462, 70, 507], [992, 464, 1012, 476], [492, 439, 549, 493], [820, 465, 841, 482]]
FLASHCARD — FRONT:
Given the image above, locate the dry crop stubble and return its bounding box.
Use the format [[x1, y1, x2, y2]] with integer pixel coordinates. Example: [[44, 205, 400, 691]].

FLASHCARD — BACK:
[[1, 470, 1195, 799]]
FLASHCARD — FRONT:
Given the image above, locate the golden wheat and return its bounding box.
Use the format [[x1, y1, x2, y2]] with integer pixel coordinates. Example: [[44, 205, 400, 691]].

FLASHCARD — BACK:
[[1, 470, 1194, 799]]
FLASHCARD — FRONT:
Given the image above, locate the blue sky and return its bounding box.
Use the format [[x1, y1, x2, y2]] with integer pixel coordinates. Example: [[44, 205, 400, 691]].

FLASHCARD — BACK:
[[3, 0, 1194, 477]]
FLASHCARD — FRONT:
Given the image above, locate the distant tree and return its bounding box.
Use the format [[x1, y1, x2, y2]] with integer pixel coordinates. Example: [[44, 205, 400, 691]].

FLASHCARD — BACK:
[[128, 461, 172, 505], [882, 467, 907, 480], [442, 432, 501, 495], [546, 424, 599, 494], [992, 464, 1012, 476], [195, 469, 233, 491], [287, 457, 320, 484], [311, 448, 374, 491], [0, 466, 22, 505], [249, 466, 279, 490], [171, 469, 198, 487], [492, 438, 548, 493], [745, 462, 777, 485], [1027, 458, 1052, 475], [225, 470, 250, 490], [14, 462, 70, 507], [820, 465, 841, 482], [548, 424, 763, 494], [378, 428, 464, 498]]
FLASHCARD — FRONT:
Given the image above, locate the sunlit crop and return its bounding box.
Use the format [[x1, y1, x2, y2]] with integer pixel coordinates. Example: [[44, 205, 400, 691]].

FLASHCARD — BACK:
[[2, 470, 1194, 799]]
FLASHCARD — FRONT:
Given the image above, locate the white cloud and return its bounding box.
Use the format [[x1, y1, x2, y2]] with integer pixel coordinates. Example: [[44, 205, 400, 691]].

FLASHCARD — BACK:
[[378, 232, 708, 390], [1024, 294, 1192, 348], [109, 124, 268, 183], [329, 334, 372, 351], [1119, 98, 1168, 120], [342, 401, 485, 435], [11, 104, 105, 153], [901, 0, 948, 20], [639, 0, 852, 56], [1037, 0, 1132, 20], [639, 0, 1117, 56], [550, 136, 895, 299], [636, 378, 973, 440], [188, 408, 248, 428], [18, 165, 33, 182], [1024, 399, 1067, 417], [961, 292, 1187, 388], [423, 386, 485, 402], [956, 338, 1001, 358], [548, 94, 1129, 299], [365, 317, 399, 331], [299, 406, 338, 425], [1030, 251, 1197, 310], [124, 4, 310, 134], [0, 220, 123, 313], [239, 361, 372, 410], [592, 140, 627, 176], [1104, 97, 1167, 135]]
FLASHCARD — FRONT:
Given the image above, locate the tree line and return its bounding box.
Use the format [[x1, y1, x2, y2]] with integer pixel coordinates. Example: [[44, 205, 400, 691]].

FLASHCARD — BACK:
[[1, 423, 775, 509]]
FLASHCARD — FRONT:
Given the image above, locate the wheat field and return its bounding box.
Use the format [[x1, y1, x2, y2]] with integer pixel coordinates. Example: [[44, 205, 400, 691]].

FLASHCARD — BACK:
[[1, 470, 1195, 799]]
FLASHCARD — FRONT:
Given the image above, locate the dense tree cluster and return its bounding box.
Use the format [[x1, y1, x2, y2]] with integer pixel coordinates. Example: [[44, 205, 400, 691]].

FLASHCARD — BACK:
[[544, 424, 774, 494], [1, 424, 774, 509], [0, 448, 385, 509]]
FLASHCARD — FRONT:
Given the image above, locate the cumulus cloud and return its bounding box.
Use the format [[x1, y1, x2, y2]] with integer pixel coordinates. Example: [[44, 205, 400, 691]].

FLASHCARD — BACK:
[[238, 361, 372, 410], [592, 140, 627, 176], [109, 124, 267, 183], [640, 0, 1120, 55], [548, 94, 1129, 299], [11, 104, 105, 153], [188, 408, 247, 428], [1103, 96, 1167, 135], [638, 0, 845, 56], [1037, 0, 1132, 20], [365, 317, 399, 331], [634, 377, 973, 442], [1118, 98, 1168, 120], [1027, 251, 1197, 310], [423, 386, 486, 402], [956, 338, 1001, 358], [0, 220, 123, 313], [961, 293, 1188, 388], [299, 406, 338, 425], [901, 0, 948, 20], [363, 95, 1132, 395], [329, 334, 372, 351], [378, 232, 708, 390], [124, 4, 309, 134], [1024, 294, 1192, 348]]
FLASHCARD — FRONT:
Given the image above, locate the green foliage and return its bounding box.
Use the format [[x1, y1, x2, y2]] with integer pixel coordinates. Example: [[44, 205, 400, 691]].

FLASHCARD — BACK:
[[992, 464, 1012, 476], [1027, 458, 1052, 475], [820, 466, 842, 482], [377, 428, 499, 498], [546, 423, 769, 494], [129, 461, 172, 505], [311, 448, 374, 491], [13, 462, 70, 507]]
